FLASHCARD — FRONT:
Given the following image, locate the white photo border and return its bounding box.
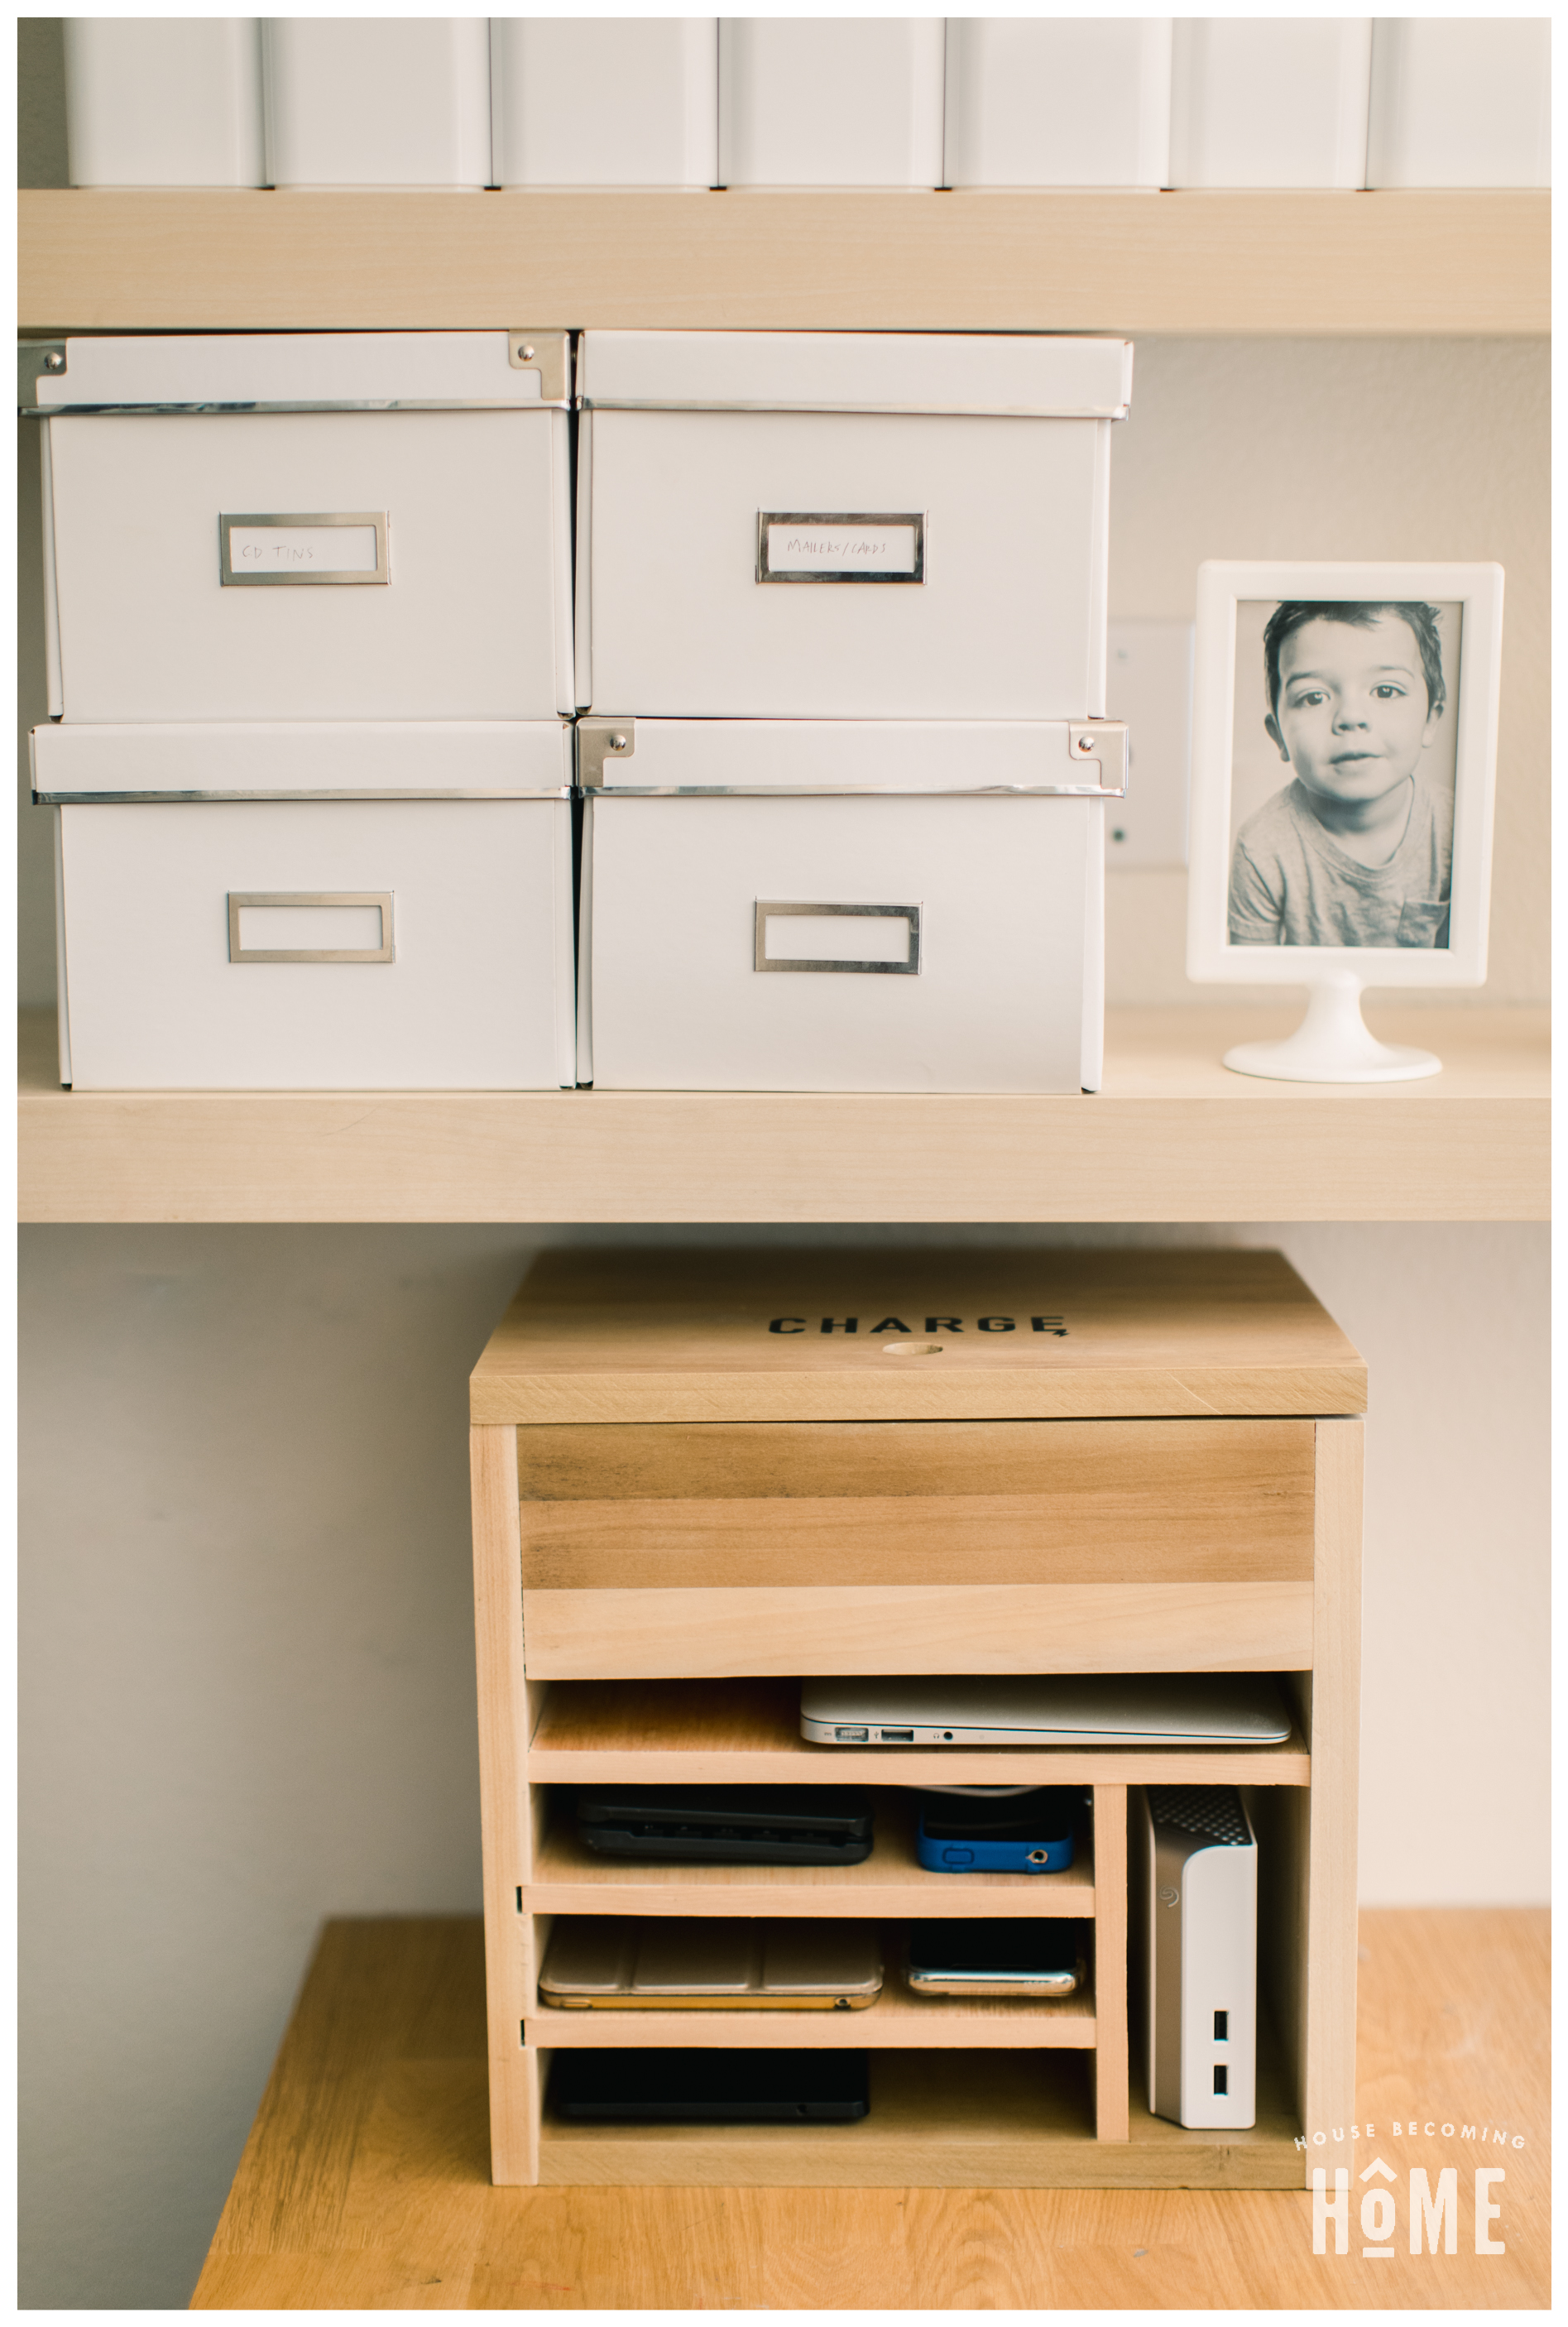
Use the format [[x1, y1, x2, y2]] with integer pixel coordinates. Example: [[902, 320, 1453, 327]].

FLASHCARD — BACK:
[[1187, 559, 1504, 988]]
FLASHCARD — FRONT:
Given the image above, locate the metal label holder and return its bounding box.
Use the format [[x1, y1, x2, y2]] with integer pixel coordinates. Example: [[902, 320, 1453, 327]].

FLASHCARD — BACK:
[[754, 901, 922, 976], [757, 512, 927, 586], [220, 512, 390, 588], [228, 891, 395, 964]]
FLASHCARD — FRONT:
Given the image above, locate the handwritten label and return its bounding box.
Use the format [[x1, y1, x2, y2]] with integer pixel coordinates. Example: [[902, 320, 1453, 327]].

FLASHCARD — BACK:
[[765, 523, 918, 577], [227, 524, 380, 574]]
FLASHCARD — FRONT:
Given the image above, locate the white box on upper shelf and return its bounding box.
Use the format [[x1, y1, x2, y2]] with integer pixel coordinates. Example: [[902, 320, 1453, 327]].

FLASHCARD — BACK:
[[64, 17, 266, 187], [577, 716, 1124, 1093], [574, 330, 1132, 719], [943, 19, 1172, 189], [261, 17, 491, 188], [1169, 18, 1372, 189], [27, 331, 573, 722], [1366, 18, 1550, 188], [34, 722, 576, 1092], [717, 17, 944, 186], [491, 18, 717, 187]]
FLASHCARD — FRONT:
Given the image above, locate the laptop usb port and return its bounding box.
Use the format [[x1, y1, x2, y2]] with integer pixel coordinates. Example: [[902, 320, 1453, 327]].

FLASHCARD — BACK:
[[880, 1728, 914, 1742], [835, 1725, 870, 1741]]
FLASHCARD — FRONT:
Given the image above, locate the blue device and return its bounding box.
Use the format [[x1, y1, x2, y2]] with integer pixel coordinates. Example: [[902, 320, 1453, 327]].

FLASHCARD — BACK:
[[915, 1787, 1085, 1874]]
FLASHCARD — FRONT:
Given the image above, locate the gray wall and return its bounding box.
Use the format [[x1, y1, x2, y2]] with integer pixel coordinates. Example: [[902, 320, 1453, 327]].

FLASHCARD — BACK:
[[19, 1221, 1550, 2307]]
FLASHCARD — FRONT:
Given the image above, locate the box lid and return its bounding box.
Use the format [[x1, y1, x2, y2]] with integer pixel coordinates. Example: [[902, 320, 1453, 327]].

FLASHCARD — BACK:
[[577, 331, 1133, 418], [31, 721, 573, 801], [22, 331, 568, 412], [578, 717, 1126, 796], [471, 1248, 1365, 1424]]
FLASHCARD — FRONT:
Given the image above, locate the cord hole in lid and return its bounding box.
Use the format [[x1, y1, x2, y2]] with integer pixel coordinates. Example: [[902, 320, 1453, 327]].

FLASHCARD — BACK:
[[883, 1341, 944, 1357]]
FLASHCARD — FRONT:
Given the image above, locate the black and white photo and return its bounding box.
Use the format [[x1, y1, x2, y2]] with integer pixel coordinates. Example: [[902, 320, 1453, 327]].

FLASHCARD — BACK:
[[1187, 560, 1505, 1081], [1228, 597, 1460, 951]]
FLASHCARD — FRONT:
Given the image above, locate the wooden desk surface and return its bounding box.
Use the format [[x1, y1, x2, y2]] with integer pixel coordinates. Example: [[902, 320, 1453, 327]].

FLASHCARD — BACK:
[[193, 1907, 1547, 2310]]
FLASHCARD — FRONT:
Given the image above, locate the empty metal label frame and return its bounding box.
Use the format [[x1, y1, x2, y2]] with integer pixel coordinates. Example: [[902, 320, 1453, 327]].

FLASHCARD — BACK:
[[755, 901, 922, 974], [228, 892, 395, 963]]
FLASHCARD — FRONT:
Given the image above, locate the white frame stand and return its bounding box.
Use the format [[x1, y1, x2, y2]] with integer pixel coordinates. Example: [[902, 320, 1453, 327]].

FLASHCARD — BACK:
[[1224, 972, 1441, 1083]]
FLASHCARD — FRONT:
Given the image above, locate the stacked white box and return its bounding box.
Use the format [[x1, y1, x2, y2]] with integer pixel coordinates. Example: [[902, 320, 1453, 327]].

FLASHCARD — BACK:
[[944, 20, 1172, 190], [718, 18, 944, 188], [64, 18, 266, 188], [27, 333, 577, 1091], [1169, 19, 1372, 189], [574, 330, 1131, 1093], [1366, 18, 1550, 188], [261, 17, 491, 189], [575, 330, 1129, 719], [31, 333, 573, 722], [491, 19, 717, 188], [578, 720, 1113, 1095]]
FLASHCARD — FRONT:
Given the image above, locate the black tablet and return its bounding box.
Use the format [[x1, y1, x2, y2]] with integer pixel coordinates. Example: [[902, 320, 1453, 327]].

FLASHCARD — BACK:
[[549, 2046, 870, 2122]]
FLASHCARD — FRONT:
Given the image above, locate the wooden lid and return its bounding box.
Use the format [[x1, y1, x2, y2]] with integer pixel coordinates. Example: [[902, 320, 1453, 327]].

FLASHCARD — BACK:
[[472, 1247, 1364, 1424]]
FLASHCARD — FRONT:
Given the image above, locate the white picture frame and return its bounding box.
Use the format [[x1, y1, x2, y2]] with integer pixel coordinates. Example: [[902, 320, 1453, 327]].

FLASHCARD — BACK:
[[1187, 559, 1504, 1081]]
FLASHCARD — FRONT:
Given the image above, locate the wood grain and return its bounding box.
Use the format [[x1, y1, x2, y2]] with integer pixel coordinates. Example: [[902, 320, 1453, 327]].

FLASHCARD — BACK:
[[523, 1786, 1097, 1921], [21, 187, 1546, 335], [519, 1580, 1316, 1678], [477, 1248, 1367, 1425], [1092, 1785, 1129, 2144], [468, 1425, 534, 2185], [515, 1417, 1316, 1588], [17, 1005, 1548, 1226], [191, 1909, 1547, 2299], [526, 1678, 1313, 1790], [1302, 1418, 1364, 2183]]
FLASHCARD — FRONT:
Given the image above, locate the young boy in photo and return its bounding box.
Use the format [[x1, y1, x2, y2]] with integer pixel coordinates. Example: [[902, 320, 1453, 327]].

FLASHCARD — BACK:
[[1228, 601, 1453, 948]]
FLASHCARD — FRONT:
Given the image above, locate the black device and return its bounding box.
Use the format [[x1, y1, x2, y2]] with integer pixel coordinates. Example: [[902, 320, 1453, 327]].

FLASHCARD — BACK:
[[549, 2046, 871, 2123], [574, 1786, 875, 1866]]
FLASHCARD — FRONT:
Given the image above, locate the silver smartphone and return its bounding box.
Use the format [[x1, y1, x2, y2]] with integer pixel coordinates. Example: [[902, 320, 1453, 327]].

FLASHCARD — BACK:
[[539, 1917, 884, 2010], [906, 1921, 1084, 1998]]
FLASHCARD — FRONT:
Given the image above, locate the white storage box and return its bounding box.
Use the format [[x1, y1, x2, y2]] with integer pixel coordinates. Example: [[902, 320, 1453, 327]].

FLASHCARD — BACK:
[[64, 17, 265, 187], [575, 331, 1131, 719], [718, 18, 944, 187], [943, 20, 1172, 189], [576, 716, 1124, 1092], [491, 19, 717, 187], [1169, 19, 1371, 188], [1366, 19, 1550, 188], [26, 331, 573, 723], [261, 17, 491, 188], [35, 722, 575, 1092]]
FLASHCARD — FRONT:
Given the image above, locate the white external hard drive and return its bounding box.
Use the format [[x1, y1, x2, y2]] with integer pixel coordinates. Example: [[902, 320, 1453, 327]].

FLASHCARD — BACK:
[[1137, 1786, 1257, 2130]]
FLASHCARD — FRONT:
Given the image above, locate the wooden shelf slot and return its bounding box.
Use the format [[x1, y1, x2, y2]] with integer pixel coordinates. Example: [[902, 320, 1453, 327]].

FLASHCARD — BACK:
[[523, 1786, 1097, 1921]]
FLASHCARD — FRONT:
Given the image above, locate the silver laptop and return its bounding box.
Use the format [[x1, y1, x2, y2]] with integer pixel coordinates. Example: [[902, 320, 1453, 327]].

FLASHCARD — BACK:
[[799, 1673, 1292, 1749]]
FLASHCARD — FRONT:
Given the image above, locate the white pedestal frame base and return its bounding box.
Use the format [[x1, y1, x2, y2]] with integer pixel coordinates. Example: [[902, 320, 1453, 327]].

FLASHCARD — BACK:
[[1224, 974, 1442, 1084]]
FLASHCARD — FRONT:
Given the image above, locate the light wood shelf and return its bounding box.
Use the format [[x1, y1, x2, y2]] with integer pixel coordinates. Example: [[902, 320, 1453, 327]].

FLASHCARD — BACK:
[[17, 1005, 1547, 1224], [534, 2044, 1304, 2190], [525, 1678, 1312, 1791], [526, 1947, 1098, 2051], [525, 1788, 1096, 1920], [19, 187, 1546, 336]]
